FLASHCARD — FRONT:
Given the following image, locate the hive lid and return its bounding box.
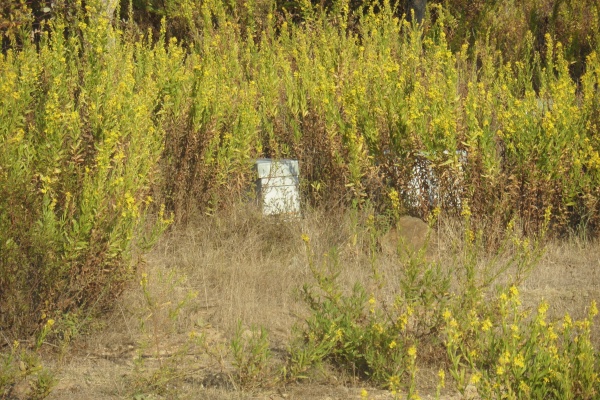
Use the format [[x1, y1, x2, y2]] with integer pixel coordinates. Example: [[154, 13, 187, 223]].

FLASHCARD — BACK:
[[255, 158, 299, 179]]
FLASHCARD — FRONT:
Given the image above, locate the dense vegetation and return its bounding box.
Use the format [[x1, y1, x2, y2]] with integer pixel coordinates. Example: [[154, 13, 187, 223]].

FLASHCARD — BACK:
[[1, 0, 599, 397]]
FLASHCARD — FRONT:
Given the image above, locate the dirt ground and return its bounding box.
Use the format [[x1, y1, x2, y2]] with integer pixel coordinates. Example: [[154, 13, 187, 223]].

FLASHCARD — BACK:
[[38, 210, 600, 400]]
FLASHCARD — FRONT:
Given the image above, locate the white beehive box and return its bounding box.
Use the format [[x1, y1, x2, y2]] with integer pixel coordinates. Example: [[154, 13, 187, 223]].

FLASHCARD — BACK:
[[406, 150, 467, 211], [255, 159, 301, 216]]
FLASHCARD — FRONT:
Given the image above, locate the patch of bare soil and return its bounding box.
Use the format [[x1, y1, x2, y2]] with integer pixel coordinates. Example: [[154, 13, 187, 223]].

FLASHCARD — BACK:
[[43, 210, 600, 400]]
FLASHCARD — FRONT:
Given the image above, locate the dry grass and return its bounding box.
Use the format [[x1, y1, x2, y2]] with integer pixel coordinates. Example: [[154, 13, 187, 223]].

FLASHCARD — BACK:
[[148, 205, 353, 337], [43, 205, 600, 399], [521, 238, 600, 324], [141, 204, 437, 338]]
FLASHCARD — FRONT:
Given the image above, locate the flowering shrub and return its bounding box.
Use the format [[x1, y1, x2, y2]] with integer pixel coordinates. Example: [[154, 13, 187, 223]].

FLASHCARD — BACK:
[[0, 1, 171, 336], [445, 288, 599, 399], [288, 211, 547, 394]]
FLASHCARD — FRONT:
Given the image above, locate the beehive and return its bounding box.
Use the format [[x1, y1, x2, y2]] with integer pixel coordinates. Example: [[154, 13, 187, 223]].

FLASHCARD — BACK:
[[255, 159, 301, 216]]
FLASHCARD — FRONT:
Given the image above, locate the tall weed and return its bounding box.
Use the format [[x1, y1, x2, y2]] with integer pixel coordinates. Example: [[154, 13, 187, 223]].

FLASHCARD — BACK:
[[0, 1, 171, 336], [287, 211, 544, 392]]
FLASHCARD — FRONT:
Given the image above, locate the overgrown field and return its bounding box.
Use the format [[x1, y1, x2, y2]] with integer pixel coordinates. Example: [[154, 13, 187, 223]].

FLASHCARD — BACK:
[[1, 0, 600, 398], [21, 207, 600, 399]]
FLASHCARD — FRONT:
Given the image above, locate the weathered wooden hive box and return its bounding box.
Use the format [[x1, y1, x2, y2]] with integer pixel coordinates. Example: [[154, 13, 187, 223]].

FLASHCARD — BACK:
[[255, 159, 300, 216]]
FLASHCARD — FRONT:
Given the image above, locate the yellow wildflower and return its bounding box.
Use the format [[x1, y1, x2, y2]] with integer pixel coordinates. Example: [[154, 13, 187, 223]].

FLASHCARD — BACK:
[[481, 318, 492, 332], [511, 324, 520, 339], [443, 309, 451, 320], [499, 351, 511, 365], [407, 345, 417, 358], [513, 353, 525, 369], [398, 313, 408, 331], [372, 323, 384, 334], [563, 313, 572, 330], [591, 300, 598, 317], [547, 326, 558, 341], [369, 295, 376, 314], [519, 381, 531, 395]]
